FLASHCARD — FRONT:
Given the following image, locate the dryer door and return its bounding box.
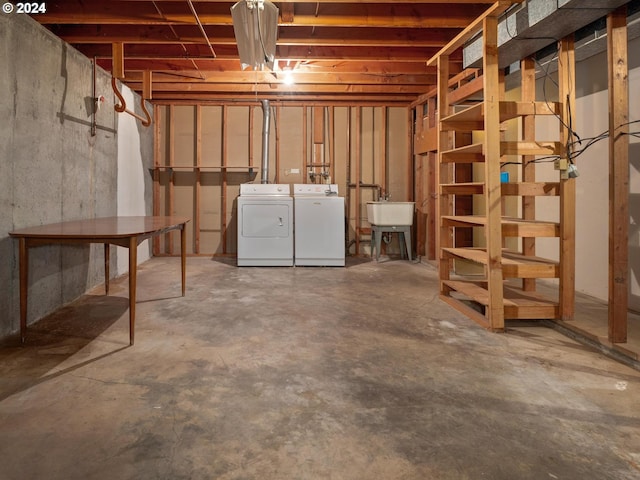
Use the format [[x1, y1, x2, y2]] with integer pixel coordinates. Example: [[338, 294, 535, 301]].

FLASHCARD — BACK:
[[241, 203, 291, 238]]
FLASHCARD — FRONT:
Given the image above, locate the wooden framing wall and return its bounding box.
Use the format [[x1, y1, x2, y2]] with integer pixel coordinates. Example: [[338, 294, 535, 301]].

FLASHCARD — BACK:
[[411, 2, 636, 350], [152, 103, 411, 257], [425, 1, 573, 329]]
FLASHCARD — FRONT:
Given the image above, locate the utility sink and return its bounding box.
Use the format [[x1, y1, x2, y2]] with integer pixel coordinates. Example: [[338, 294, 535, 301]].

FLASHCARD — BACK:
[[366, 202, 415, 226]]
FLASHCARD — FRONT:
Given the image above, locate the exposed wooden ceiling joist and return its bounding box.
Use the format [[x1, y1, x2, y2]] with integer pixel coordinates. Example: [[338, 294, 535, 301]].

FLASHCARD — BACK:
[[30, 0, 513, 104]]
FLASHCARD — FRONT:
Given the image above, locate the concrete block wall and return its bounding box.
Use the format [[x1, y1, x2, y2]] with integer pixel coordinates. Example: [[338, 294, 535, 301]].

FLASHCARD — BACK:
[[0, 14, 153, 339]]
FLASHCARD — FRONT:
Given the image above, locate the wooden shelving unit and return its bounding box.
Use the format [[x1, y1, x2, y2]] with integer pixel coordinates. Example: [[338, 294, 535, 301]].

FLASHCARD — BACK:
[[427, 1, 576, 330]]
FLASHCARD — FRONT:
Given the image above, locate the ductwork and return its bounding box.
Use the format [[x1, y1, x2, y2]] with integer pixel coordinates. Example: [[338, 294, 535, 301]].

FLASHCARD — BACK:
[[463, 0, 635, 69], [260, 99, 270, 184]]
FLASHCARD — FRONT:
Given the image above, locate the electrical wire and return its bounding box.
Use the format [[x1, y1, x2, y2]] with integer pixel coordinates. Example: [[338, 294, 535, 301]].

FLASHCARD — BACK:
[[495, 6, 640, 171]]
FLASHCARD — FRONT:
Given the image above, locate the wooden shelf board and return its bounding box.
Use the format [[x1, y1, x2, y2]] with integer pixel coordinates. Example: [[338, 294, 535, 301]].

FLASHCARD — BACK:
[[442, 280, 559, 320], [440, 142, 484, 163], [440, 101, 562, 132], [442, 247, 559, 278], [440, 182, 484, 195], [441, 215, 560, 237]]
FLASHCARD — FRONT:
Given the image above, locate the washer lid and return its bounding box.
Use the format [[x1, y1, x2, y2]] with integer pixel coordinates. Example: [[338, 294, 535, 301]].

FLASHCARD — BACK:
[[240, 183, 291, 196], [293, 184, 339, 196]]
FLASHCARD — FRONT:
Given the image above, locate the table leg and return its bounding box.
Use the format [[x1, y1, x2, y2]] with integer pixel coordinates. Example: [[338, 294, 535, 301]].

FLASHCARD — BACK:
[[128, 236, 137, 346], [104, 243, 110, 295], [181, 224, 186, 296], [18, 238, 28, 343]]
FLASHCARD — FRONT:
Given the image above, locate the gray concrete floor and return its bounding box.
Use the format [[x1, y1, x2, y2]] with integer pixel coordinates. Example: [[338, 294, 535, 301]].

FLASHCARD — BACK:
[[1, 256, 640, 480]]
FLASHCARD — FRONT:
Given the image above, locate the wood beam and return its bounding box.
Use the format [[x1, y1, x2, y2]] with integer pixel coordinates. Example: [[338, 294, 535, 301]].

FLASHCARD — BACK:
[[482, 15, 505, 330], [38, 3, 488, 28], [521, 56, 536, 292], [607, 6, 629, 343], [112, 42, 125, 79], [558, 35, 576, 322]]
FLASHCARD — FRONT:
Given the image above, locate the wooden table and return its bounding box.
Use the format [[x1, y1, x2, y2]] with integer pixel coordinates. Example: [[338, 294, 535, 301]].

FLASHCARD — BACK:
[[9, 216, 190, 345]]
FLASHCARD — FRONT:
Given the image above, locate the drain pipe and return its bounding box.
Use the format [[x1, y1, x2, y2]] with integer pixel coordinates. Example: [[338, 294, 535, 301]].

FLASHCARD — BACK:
[[260, 99, 270, 184]]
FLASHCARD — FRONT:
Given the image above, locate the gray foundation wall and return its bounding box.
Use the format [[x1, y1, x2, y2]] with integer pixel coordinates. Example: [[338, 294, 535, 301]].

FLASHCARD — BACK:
[[0, 14, 153, 339]]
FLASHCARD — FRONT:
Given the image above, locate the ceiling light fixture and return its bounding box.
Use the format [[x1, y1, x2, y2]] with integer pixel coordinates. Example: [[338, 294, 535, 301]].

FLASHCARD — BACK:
[[282, 70, 295, 85], [231, 0, 279, 71]]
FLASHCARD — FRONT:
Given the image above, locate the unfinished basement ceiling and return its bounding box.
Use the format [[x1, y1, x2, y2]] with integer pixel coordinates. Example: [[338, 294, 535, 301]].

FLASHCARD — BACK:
[[29, 0, 638, 105], [31, 0, 498, 105]]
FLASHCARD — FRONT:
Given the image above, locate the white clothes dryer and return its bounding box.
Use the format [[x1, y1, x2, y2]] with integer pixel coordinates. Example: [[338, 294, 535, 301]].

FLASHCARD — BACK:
[[237, 183, 293, 266]]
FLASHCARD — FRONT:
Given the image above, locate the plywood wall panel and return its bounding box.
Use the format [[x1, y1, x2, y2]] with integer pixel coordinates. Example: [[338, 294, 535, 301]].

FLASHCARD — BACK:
[[202, 106, 223, 167], [279, 107, 305, 184], [174, 106, 196, 167], [227, 107, 250, 168]]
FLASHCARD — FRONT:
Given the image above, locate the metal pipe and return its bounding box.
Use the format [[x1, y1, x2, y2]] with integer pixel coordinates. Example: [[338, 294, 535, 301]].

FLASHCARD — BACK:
[[260, 99, 270, 183]]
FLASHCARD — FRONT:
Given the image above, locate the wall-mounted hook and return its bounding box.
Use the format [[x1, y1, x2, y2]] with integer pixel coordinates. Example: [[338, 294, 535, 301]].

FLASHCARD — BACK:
[[111, 77, 152, 127]]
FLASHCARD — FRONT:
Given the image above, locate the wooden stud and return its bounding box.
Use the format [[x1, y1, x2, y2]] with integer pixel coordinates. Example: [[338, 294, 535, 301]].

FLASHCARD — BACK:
[[329, 107, 335, 182], [249, 105, 254, 170], [482, 15, 505, 330], [195, 105, 202, 254], [607, 6, 629, 343], [521, 56, 536, 292], [112, 42, 125, 79], [153, 105, 161, 255], [437, 54, 453, 285], [355, 107, 361, 255], [428, 150, 437, 260], [221, 105, 228, 253], [302, 107, 308, 181], [275, 104, 281, 184], [558, 35, 576, 321], [381, 106, 387, 195], [142, 70, 152, 100], [168, 104, 175, 254], [406, 108, 414, 203]]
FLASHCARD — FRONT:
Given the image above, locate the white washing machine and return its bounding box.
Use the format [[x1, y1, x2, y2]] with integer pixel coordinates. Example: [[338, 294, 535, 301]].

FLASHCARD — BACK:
[[293, 184, 345, 266], [237, 183, 293, 266]]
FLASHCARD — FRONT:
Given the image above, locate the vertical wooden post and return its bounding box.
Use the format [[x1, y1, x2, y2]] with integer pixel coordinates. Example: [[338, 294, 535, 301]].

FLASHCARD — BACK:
[[406, 109, 414, 204], [428, 96, 437, 261], [355, 107, 361, 255], [195, 105, 202, 254], [221, 105, 228, 254], [329, 107, 335, 182], [168, 104, 175, 254], [558, 36, 576, 321], [380, 106, 387, 196], [607, 6, 629, 343], [482, 15, 505, 330], [521, 57, 536, 291], [275, 104, 281, 184], [142, 70, 152, 100], [302, 107, 308, 182], [249, 105, 254, 171], [436, 54, 451, 283], [112, 43, 125, 79], [153, 105, 161, 255]]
